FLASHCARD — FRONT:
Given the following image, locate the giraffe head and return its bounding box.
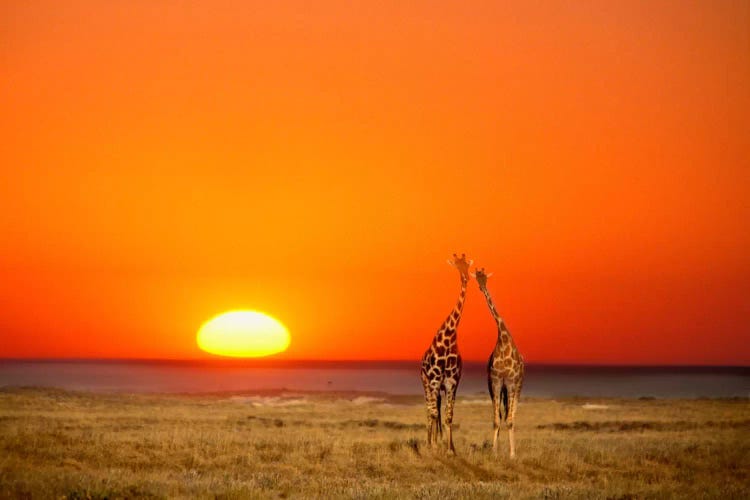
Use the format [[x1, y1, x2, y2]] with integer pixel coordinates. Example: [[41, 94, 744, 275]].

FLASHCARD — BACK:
[[472, 267, 493, 290], [447, 253, 472, 280]]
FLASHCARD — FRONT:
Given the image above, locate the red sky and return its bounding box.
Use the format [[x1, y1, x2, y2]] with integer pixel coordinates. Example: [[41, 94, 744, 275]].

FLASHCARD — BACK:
[[1, 1, 748, 364]]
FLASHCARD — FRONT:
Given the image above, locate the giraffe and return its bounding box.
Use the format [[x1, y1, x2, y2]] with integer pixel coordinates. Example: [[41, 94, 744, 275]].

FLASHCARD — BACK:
[[474, 267, 524, 458], [420, 253, 472, 453]]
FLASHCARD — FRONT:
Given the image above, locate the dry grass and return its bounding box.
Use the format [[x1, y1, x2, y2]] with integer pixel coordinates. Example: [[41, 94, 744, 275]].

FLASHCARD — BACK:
[[0, 387, 747, 499]]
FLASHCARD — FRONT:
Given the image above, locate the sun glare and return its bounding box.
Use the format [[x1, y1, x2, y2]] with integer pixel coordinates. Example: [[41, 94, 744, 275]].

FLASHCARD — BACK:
[[196, 310, 290, 358]]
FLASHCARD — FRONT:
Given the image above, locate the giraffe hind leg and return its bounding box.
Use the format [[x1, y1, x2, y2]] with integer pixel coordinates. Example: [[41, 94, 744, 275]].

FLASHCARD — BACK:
[[429, 394, 440, 447], [443, 383, 458, 454], [426, 394, 439, 447], [421, 376, 440, 448], [506, 384, 521, 459], [491, 382, 502, 454]]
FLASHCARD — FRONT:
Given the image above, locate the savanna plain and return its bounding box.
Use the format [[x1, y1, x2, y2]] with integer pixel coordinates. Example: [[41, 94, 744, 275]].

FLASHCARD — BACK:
[[0, 387, 747, 499]]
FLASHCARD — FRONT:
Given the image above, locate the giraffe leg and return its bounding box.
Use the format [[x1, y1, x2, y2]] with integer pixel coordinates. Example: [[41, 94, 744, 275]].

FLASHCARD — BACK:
[[443, 382, 458, 454], [425, 391, 440, 448], [506, 384, 521, 459], [425, 396, 439, 447], [421, 373, 440, 448], [430, 378, 443, 448], [491, 383, 502, 455], [436, 392, 443, 440]]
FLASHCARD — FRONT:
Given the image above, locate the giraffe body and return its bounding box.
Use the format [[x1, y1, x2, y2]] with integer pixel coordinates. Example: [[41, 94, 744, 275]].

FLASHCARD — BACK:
[[475, 268, 524, 458], [420, 254, 471, 453]]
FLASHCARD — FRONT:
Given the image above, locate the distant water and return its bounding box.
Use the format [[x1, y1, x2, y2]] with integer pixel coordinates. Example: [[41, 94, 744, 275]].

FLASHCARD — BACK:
[[0, 360, 747, 398]]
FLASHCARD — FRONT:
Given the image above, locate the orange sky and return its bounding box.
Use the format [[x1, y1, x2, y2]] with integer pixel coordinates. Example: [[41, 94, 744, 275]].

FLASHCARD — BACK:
[[1, 1, 748, 364]]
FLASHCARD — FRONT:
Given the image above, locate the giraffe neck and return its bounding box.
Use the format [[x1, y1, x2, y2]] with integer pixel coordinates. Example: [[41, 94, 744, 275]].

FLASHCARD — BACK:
[[453, 275, 468, 322], [480, 285, 506, 333], [435, 275, 468, 342]]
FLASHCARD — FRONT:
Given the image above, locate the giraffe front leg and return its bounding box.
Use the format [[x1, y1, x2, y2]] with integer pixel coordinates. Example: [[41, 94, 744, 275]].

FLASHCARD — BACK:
[[506, 385, 521, 459]]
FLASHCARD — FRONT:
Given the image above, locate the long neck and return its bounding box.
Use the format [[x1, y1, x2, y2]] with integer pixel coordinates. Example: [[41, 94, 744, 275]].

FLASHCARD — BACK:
[[480, 285, 518, 351], [438, 275, 468, 336], [479, 285, 504, 329]]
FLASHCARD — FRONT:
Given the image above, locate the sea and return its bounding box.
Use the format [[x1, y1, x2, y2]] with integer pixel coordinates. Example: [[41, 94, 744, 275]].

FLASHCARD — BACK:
[[0, 360, 747, 399]]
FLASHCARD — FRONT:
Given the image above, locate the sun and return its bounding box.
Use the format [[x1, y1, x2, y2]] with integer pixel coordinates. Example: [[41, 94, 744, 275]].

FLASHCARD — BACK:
[[196, 310, 290, 358]]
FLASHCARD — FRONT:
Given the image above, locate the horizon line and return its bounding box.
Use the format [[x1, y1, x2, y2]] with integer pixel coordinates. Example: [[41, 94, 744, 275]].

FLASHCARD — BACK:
[[0, 357, 747, 370]]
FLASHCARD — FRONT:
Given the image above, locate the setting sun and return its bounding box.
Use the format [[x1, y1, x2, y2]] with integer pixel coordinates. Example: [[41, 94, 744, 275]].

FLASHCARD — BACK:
[[196, 311, 290, 358]]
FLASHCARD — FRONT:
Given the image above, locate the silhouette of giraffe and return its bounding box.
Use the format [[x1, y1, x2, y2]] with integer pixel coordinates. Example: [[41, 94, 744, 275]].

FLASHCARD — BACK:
[[474, 267, 524, 458], [420, 253, 472, 453]]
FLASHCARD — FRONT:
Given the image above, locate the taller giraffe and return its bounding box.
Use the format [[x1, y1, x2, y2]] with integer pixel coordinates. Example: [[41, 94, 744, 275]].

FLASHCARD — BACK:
[[474, 267, 524, 458], [420, 253, 472, 453]]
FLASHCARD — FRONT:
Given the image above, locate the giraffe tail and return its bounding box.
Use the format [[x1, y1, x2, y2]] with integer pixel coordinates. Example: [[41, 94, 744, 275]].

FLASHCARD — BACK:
[[487, 356, 495, 402], [436, 392, 443, 436], [501, 384, 509, 421]]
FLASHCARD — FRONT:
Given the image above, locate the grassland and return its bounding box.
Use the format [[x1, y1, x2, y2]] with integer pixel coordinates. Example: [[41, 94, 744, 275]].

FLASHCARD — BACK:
[[0, 387, 747, 499]]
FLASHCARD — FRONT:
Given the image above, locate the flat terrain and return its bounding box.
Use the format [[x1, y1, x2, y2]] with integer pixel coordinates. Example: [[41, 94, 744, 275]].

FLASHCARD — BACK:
[[0, 388, 747, 499]]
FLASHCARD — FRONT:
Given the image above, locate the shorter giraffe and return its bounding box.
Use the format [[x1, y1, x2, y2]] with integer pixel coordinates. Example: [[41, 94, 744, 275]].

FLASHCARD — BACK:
[[474, 267, 524, 458], [420, 253, 472, 453]]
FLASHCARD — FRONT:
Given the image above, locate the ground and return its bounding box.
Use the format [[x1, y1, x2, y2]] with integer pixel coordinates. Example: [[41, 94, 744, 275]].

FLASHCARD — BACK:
[[0, 387, 747, 498]]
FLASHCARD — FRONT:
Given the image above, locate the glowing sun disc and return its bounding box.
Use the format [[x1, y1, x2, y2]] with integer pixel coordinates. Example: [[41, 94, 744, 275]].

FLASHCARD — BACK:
[[197, 310, 290, 358]]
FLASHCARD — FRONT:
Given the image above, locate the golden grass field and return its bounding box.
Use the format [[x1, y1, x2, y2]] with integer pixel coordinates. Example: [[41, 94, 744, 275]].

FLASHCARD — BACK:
[[0, 387, 747, 499]]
